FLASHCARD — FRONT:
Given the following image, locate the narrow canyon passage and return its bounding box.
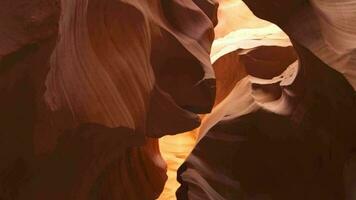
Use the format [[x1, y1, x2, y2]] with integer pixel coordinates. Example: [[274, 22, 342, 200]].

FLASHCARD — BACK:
[[158, 1, 292, 199], [1, 0, 355, 199], [158, 130, 198, 200]]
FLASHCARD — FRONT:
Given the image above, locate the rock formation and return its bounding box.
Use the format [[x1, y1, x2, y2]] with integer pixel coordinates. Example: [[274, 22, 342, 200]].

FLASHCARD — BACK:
[[0, 0, 217, 199], [1, 0, 356, 199]]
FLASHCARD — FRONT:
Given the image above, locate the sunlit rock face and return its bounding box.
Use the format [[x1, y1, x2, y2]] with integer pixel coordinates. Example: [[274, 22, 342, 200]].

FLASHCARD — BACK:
[[242, 0, 356, 90], [214, 0, 271, 39], [211, 0, 294, 105], [177, 0, 356, 199], [0, 0, 217, 199]]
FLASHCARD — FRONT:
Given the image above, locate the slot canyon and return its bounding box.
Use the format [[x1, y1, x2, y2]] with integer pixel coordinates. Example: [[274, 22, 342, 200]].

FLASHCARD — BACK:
[[0, 0, 355, 200]]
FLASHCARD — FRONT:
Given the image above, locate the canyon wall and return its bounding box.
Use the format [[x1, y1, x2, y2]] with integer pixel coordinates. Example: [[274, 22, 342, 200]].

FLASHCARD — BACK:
[[0, 0, 217, 199]]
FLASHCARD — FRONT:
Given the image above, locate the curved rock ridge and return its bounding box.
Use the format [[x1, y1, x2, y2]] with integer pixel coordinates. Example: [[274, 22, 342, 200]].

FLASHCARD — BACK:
[[44, 0, 216, 132], [39, 0, 219, 139], [211, 29, 294, 104], [242, 0, 356, 90], [204, 45, 298, 146], [0, 0, 218, 200], [211, 24, 291, 63]]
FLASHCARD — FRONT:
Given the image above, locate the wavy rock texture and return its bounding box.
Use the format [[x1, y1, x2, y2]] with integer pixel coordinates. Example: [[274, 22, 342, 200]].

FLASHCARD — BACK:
[[0, 0, 217, 200], [1, 0, 356, 200], [177, 0, 356, 199]]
